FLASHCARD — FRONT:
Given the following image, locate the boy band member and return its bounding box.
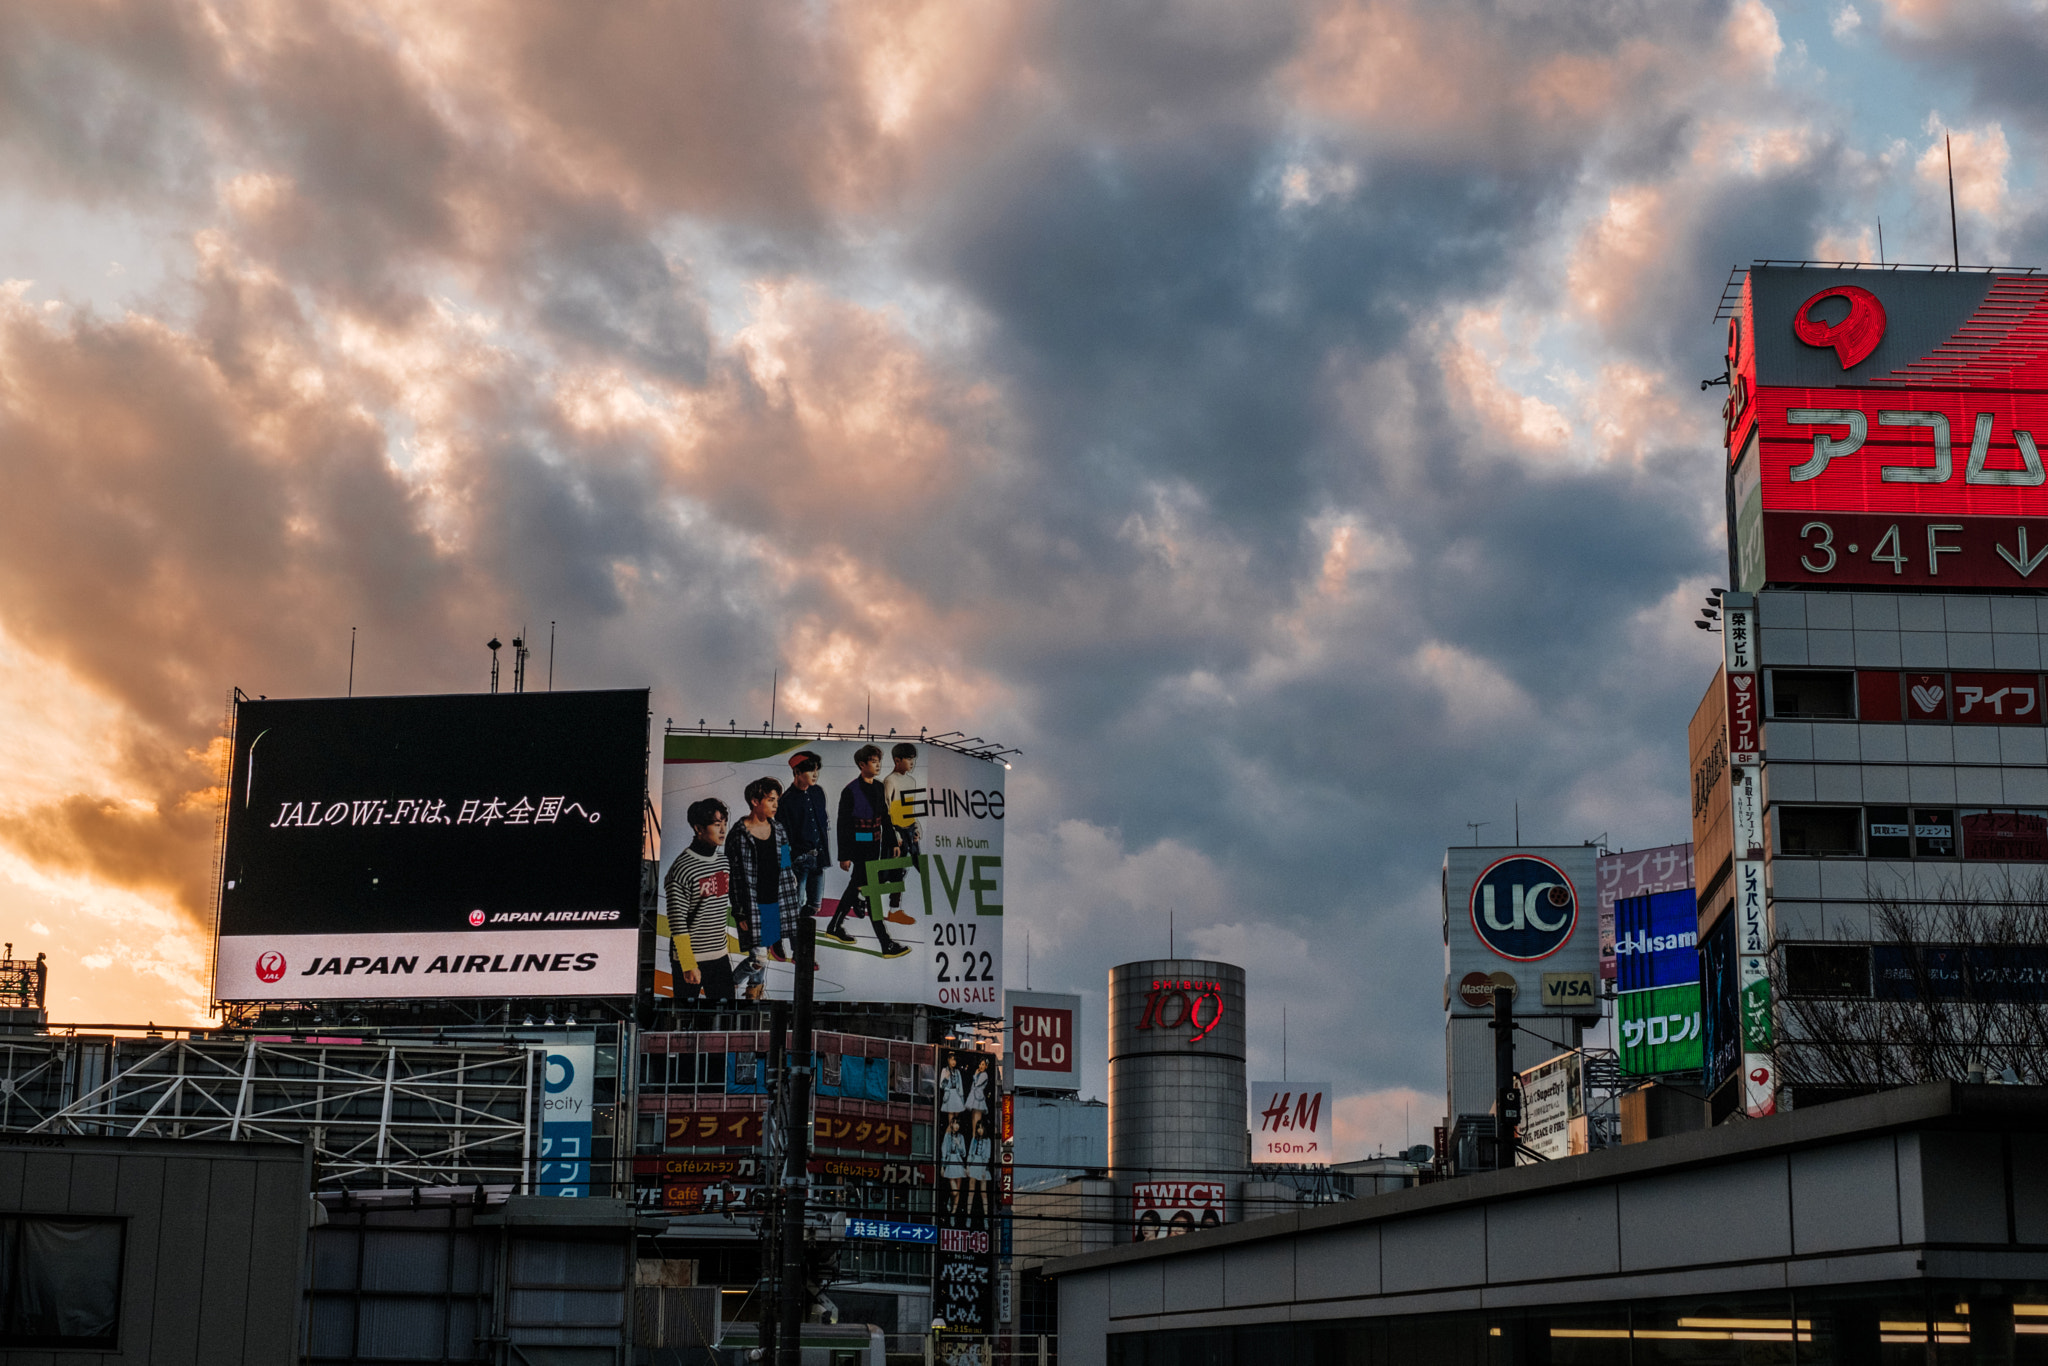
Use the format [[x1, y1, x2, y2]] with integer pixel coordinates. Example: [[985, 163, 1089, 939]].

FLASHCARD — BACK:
[[726, 776, 800, 967], [663, 798, 736, 1001], [882, 742, 924, 918], [782, 751, 831, 920], [823, 744, 911, 957]]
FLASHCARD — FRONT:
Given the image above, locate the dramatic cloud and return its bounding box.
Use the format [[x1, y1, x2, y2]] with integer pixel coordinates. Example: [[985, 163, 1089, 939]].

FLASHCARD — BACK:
[[0, 0, 2033, 1149]]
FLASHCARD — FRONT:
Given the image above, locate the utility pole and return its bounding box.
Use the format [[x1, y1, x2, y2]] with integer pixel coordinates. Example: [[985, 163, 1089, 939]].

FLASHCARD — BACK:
[[761, 1003, 788, 1366], [775, 919, 817, 1366], [1492, 985, 1519, 1171]]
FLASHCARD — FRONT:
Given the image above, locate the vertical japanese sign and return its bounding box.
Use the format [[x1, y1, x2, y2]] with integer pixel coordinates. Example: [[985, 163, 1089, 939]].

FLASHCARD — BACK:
[[999, 1092, 1015, 1206], [1735, 860, 1775, 1117], [539, 1039, 595, 1197], [1724, 601, 1760, 764], [933, 1046, 999, 1331]]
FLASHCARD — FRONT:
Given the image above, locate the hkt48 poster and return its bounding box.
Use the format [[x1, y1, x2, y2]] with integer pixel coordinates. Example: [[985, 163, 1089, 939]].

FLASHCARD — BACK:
[[657, 734, 1005, 1013]]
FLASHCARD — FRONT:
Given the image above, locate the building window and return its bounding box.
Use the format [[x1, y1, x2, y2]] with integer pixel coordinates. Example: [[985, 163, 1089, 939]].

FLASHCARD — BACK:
[[1960, 810, 2048, 861], [1784, 944, 1872, 998], [1769, 670, 1856, 719], [0, 1216, 123, 1349], [1776, 806, 1862, 856], [1865, 806, 1910, 859], [1915, 809, 1957, 858], [1865, 807, 1957, 860]]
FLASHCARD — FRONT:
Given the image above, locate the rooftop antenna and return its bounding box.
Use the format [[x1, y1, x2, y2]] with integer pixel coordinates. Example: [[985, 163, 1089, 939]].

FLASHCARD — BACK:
[[1467, 820, 1489, 847], [1515, 801, 1521, 846], [1026, 931, 1031, 990], [1169, 907, 1174, 959], [1877, 215, 1885, 266], [348, 626, 357, 697], [771, 670, 778, 731], [547, 622, 555, 691], [488, 637, 502, 694], [1947, 131, 1960, 268], [512, 630, 529, 694]]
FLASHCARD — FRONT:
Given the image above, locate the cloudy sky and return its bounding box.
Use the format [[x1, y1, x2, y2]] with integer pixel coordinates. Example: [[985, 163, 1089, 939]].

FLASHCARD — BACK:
[[2, 0, 2041, 1155]]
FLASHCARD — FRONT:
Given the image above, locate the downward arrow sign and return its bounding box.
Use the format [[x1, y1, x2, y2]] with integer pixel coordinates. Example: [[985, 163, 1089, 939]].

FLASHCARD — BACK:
[[1998, 527, 2048, 577]]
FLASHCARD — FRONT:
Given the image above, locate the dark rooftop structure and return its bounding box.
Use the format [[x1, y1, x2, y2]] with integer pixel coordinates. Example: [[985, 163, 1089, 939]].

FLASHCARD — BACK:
[[1049, 1084, 2048, 1364]]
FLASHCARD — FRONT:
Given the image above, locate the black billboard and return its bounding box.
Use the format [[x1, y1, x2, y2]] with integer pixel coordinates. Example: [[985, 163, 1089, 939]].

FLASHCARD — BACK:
[[213, 689, 648, 1000]]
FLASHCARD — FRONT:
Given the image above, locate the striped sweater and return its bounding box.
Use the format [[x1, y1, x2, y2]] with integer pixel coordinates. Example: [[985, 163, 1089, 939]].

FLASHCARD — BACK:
[[662, 843, 732, 974]]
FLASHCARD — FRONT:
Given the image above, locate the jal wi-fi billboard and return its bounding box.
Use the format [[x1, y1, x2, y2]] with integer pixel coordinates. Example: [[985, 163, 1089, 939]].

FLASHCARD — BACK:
[[1725, 264, 2048, 590], [212, 690, 649, 1001]]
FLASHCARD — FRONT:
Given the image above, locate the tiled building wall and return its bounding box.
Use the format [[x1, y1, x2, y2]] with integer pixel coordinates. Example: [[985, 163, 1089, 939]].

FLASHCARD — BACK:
[[1758, 589, 2048, 944]]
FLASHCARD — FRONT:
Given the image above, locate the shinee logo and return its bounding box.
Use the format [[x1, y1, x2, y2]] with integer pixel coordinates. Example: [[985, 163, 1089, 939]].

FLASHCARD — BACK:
[[1469, 855, 1579, 963]]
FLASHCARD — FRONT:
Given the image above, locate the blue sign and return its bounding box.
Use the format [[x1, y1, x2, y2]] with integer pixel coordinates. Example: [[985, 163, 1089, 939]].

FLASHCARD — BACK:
[[1614, 889, 1700, 992], [1468, 855, 1580, 962], [538, 1045, 594, 1198], [846, 1219, 936, 1245]]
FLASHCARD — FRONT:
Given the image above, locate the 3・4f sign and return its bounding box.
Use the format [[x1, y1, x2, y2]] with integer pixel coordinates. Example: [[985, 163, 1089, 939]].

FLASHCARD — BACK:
[[1469, 855, 1581, 963]]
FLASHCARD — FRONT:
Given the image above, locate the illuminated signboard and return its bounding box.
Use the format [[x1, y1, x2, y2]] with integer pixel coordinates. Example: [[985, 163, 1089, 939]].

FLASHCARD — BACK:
[[213, 691, 649, 1001], [1443, 846, 1599, 1017], [1726, 265, 2048, 590], [1135, 976, 1226, 1043]]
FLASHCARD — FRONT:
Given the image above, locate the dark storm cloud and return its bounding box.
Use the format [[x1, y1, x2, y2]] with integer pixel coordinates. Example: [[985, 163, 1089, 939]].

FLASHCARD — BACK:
[[0, 0, 1958, 1119]]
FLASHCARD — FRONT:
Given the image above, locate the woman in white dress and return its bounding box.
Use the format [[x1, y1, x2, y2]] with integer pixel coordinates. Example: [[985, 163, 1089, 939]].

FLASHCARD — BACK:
[[964, 1056, 991, 1114], [939, 1113, 968, 1214], [939, 1052, 966, 1115], [966, 1110, 994, 1216]]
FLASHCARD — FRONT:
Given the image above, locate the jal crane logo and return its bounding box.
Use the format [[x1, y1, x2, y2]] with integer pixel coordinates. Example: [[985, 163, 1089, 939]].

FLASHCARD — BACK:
[[1468, 855, 1579, 962]]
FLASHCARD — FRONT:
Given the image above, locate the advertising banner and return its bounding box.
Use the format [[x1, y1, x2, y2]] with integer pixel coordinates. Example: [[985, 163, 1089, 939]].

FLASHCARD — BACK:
[[658, 734, 1004, 1013], [933, 1045, 999, 1331], [1249, 1082, 1331, 1165], [1595, 843, 1694, 983], [1613, 890, 1700, 993], [1725, 266, 2048, 589], [1131, 1182, 1226, 1241], [1516, 1054, 1578, 1162], [214, 691, 649, 1001], [538, 1039, 594, 1197], [1443, 847, 1600, 1016], [1617, 984, 1703, 1076], [1006, 990, 1081, 1091]]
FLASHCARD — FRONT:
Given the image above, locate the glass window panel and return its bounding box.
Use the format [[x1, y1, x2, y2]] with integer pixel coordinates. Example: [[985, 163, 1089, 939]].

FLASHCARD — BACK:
[[1914, 809, 1956, 858], [1865, 806, 1911, 859], [1778, 807, 1863, 856], [13, 1218, 122, 1346]]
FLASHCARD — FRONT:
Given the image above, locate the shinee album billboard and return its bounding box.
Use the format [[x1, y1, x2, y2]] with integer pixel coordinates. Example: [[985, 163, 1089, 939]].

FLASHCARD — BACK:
[[656, 732, 1005, 1014]]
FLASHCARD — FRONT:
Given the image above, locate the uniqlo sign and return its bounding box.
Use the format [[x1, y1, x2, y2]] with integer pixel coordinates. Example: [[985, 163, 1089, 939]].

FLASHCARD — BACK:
[[1726, 266, 2048, 590], [1005, 990, 1081, 1090]]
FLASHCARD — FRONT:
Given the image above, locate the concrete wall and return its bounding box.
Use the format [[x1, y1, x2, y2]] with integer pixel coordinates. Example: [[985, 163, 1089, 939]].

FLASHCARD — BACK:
[[1053, 1085, 2048, 1366], [0, 1131, 310, 1366]]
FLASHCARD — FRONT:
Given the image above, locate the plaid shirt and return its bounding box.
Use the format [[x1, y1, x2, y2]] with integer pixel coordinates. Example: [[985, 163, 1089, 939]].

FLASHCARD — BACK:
[[724, 820, 802, 948]]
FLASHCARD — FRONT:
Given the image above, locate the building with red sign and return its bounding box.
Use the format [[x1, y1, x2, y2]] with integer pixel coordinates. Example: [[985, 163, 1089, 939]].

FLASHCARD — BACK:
[[1696, 262, 2048, 1123]]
